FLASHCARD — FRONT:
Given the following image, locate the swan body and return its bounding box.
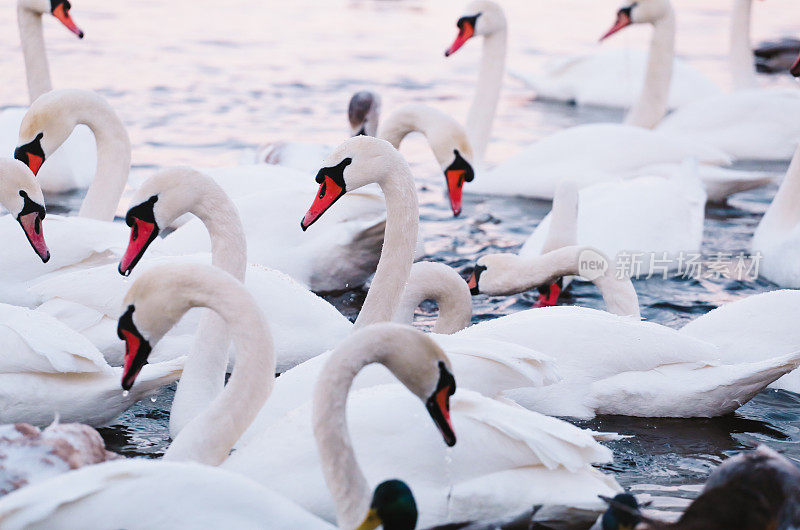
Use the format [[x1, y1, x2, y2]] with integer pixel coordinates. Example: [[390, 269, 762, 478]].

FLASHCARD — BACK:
[[458, 306, 800, 418], [751, 145, 800, 287], [521, 173, 706, 275], [514, 47, 720, 109], [658, 88, 800, 161], [0, 302, 182, 426], [226, 385, 621, 528], [2, 0, 96, 193], [0, 460, 334, 529], [680, 289, 800, 393], [0, 422, 118, 496]]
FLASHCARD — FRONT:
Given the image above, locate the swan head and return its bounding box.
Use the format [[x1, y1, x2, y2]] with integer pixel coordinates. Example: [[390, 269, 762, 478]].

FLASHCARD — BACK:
[[601, 0, 672, 41], [348, 91, 382, 137], [0, 158, 49, 263], [118, 168, 209, 276], [301, 136, 406, 230], [19, 0, 84, 38], [444, 0, 506, 57], [467, 253, 565, 298], [15, 89, 93, 175], [356, 480, 418, 530]]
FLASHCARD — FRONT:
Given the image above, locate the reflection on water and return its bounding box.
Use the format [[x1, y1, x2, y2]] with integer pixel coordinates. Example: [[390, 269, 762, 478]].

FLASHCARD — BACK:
[[3, 0, 800, 520]]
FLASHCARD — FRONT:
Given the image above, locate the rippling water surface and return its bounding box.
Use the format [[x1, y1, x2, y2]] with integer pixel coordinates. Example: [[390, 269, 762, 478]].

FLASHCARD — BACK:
[[2, 0, 800, 520]]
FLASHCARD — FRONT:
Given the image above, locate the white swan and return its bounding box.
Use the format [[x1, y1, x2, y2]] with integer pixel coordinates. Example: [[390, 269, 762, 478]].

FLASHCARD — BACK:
[[255, 90, 382, 170], [446, 0, 771, 202], [0, 0, 95, 193], [5, 89, 133, 307], [521, 168, 707, 278], [120, 262, 616, 527], [241, 136, 557, 439], [464, 249, 800, 418], [656, 1, 800, 161], [0, 422, 118, 496], [751, 144, 800, 287]]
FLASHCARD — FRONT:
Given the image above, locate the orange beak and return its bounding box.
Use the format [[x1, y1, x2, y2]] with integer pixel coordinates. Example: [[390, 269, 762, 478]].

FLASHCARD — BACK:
[[119, 217, 159, 276], [534, 281, 562, 308], [446, 169, 467, 216], [445, 17, 476, 57], [301, 176, 345, 231], [52, 1, 84, 39], [600, 10, 632, 41]]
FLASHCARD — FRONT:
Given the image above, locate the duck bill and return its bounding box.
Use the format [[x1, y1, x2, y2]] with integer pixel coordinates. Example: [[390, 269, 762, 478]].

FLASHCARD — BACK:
[[445, 22, 475, 57], [52, 2, 84, 38], [118, 218, 159, 276], [356, 508, 381, 530], [791, 52, 800, 77], [17, 211, 50, 263], [600, 11, 632, 41], [445, 169, 467, 216], [301, 177, 345, 231]]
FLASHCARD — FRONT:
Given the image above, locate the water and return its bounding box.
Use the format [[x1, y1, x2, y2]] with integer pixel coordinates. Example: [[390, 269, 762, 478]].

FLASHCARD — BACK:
[[2, 0, 800, 520]]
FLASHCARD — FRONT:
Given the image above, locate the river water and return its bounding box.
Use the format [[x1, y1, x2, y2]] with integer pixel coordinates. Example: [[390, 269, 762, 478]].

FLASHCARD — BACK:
[[1, 0, 799, 523]]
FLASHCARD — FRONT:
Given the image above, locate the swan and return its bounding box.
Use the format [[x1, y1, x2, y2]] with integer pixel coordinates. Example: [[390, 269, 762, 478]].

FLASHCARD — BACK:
[[463, 248, 800, 418], [656, 1, 800, 161], [255, 90, 382, 170], [5, 89, 133, 307], [0, 0, 96, 193], [0, 422, 118, 496], [595, 445, 800, 529], [236, 136, 559, 439], [446, 0, 772, 202], [521, 168, 707, 278], [0, 265, 446, 529], [118, 263, 618, 527], [0, 158, 50, 263], [751, 144, 800, 288]]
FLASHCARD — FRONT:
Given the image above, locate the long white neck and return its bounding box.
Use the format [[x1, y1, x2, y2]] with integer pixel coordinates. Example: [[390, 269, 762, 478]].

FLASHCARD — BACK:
[[68, 93, 130, 221], [730, 0, 758, 89], [312, 324, 434, 529], [756, 145, 800, 239], [466, 29, 506, 164], [378, 104, 472, 168], [541, 183, 579, 254], [393, 261, 472, 334], [17, 5, 51, 103], [163, 269, 273, 466], [353, 163, 419, 329], [165, 171, 248, 437], [625, 10, 676, 129], [518, 246, 641, 318]]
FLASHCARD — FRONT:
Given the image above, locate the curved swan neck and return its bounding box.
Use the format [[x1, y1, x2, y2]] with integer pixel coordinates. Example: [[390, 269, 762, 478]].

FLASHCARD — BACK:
[[163, 270, 274, 466], [730, 0, 757, 89], [18, 5, 51, 103], [312, 324, 434, 529], [160, 170, 248, 436], [519, 246, 641, 318], [378, 104, 472, 168], [353, 163, 419, 329], [393, 262, 472, 334], [71, 93, 130, 221], [467, 30, 506, 164], [758, 145, 800, 236], [625, 9, 675, 129]]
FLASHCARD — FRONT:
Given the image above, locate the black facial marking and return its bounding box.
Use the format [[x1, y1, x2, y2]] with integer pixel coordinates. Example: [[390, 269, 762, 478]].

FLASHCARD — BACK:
[[50, 0, 71, 14], [314, 157, 352, 189], [618, 3, 636, 19], [456, 13, 481, 31], [125, 195, 158, 227], [446, 149, 474, 183], [18, 190, 46, 222], [470, 264, 486, 295], [14, 133, 45, 166], [425, 361, 457, 447], [355, 126, 367, 136]]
